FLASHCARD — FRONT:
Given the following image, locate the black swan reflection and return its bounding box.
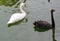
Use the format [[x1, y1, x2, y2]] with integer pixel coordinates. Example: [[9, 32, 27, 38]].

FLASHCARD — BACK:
[[33, 9, 55, 30]]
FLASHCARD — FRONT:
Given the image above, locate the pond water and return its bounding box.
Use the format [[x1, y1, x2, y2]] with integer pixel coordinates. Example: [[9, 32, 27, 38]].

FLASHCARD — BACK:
[[0, 0, 60, 41]]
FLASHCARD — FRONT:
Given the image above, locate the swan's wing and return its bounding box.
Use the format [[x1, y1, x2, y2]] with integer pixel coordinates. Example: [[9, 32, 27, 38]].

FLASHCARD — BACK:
[[7, 13, 25, 24], [12, 13, 26, 20]]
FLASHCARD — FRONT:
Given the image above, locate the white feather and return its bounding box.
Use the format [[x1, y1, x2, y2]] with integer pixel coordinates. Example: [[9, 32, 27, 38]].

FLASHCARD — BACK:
[[7, 3, 26, 24]]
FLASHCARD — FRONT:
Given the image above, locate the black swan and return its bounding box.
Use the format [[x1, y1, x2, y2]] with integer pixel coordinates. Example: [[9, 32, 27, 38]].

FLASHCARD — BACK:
[[33, 9, 55, 29]]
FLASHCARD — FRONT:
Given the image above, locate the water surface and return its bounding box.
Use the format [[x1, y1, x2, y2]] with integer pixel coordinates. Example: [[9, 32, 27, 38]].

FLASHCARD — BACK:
[[0, 0, 60, 41]]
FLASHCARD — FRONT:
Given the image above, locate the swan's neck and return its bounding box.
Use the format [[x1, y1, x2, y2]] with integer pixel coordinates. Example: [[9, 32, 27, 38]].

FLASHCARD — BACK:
[[20, 5, 26, 14], [51, 12, 55, 27]]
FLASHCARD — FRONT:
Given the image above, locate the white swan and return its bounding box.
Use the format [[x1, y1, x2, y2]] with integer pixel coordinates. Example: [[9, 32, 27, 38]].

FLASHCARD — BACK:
[[7, 3, 26, 24]]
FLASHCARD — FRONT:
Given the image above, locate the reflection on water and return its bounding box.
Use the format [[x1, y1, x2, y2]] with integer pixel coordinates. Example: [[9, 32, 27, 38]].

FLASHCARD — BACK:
[[52, 28, 56, 41], [33, 25, 57, 41], [48, 0, 50, 2], [8, 18, 28, 27], [0, 0, 19, 6], [33, 26, 51, 32]]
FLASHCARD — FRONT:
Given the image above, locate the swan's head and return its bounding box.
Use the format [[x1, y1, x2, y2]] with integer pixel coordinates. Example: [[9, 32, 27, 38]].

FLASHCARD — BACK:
[[51, 9, 55, 12], [20, 3, 26, 7]]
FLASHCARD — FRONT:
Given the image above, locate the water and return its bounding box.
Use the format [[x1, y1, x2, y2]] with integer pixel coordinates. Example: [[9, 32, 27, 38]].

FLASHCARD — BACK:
[[0, 0, 60, 41]]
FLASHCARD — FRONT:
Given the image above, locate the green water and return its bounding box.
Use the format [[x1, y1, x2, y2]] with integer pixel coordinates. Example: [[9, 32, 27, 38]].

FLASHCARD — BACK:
[[0, 0, 60, 41]]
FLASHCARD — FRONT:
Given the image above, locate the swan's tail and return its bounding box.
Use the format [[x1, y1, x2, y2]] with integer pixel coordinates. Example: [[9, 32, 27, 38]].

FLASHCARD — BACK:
[[7, 20, 13, 25]]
